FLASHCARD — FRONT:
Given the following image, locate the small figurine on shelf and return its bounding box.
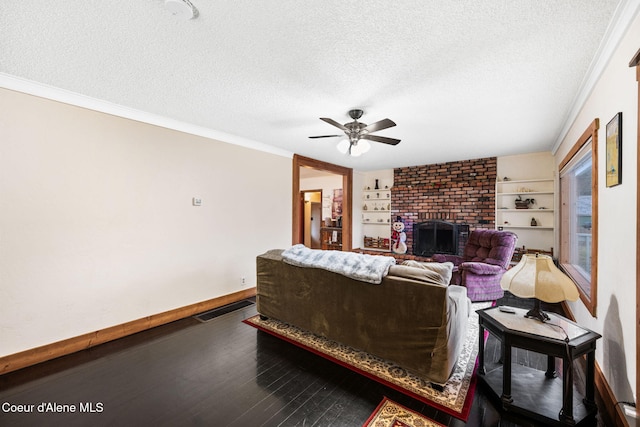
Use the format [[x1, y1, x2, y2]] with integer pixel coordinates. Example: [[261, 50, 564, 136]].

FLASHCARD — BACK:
[[391, 216, 407, 254], [531, 217, 538, 227]]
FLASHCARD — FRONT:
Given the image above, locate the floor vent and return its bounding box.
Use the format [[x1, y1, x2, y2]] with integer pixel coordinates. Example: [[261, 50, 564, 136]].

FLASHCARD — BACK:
[[194, 299, 255, 322]]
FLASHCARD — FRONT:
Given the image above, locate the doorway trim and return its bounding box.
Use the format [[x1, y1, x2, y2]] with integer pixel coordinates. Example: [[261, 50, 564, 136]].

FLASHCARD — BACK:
[[293, 154, 352, 251], [630, 48, 639, 412]]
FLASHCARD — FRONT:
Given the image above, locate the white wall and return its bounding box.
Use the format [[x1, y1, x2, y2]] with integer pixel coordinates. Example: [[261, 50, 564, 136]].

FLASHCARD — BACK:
[[497, 151, 555, 181], [554, 12, 639, 402], [0, 88, 292, 357]]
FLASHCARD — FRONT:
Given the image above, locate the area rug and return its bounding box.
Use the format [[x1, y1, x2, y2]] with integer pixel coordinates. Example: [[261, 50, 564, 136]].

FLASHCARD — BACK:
[[243, 302, 491, 421], [363, 397, 445, 427]]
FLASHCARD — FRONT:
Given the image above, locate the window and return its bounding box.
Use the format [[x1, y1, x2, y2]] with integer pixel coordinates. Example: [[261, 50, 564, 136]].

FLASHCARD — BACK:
[[559, 119, 598, 316]]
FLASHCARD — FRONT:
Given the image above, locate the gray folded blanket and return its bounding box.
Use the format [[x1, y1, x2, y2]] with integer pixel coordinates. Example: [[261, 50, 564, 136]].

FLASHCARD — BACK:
[[281, 244, 396, 284]]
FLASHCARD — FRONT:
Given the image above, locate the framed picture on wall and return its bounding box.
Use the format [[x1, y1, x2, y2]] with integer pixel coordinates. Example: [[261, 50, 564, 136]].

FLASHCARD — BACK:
[[606, 112, 622, 187], [332, 188, 343, 219]]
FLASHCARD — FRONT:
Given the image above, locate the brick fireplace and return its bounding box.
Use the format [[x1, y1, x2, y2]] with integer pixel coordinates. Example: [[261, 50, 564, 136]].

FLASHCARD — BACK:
[[392, 157, 496, 257]]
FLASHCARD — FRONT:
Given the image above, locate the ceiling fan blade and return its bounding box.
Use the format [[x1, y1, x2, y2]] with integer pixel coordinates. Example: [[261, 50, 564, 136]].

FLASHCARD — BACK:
[[363, 118, 396, 133], [308, 135, 342, 139], [361, 134, 401, 145], [320, 117, 349, 131]]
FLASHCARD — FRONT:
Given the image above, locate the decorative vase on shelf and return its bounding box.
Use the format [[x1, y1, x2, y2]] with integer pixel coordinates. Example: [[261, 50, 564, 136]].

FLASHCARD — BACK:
[[375, 179, 380, 190], [531, 217, 537, 227]]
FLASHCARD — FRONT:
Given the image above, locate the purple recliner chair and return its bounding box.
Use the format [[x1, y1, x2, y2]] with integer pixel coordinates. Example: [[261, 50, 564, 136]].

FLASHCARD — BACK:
[[432, 229, 517, 301]]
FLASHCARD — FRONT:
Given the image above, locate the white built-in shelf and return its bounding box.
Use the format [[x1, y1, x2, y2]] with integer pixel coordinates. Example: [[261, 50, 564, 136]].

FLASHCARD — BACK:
[[497, 209, 554, 212], [495, 177, 556, 252], [497, 191, 553, 196], [499, 225, 554, 230], [497, 179, 554, 184], [362, 186, 392, 250]]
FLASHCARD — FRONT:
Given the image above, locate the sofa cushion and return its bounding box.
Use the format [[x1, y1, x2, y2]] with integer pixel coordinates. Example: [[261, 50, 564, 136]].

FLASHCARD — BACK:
[[390, 261, 454, 285], [402, 260, 454, 284]]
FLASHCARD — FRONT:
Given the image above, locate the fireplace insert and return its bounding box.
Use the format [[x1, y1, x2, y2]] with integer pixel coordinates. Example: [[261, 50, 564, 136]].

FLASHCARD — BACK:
[[412, 220, 469, 257]]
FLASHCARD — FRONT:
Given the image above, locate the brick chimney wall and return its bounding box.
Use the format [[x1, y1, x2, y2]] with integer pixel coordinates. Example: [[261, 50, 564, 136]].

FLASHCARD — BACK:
[[392, 157, 497, 254]]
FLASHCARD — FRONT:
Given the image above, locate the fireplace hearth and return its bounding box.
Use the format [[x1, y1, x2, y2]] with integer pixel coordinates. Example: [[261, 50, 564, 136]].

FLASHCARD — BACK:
[[412, 220, 469, 257]]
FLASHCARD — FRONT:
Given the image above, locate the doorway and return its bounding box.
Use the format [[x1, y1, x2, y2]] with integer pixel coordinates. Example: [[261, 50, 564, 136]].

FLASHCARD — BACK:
[[292, 154, 353, 251], [302, 190, 322, 248]]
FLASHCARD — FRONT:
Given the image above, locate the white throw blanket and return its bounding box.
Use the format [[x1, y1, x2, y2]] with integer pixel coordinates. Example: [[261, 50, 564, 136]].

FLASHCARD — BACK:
[[281, 244, 396, 284]]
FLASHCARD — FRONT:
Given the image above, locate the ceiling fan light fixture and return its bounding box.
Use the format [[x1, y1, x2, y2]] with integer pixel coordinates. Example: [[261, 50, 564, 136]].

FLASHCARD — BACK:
[[350, 140, 370, 157], [336, 139, 371, 157], [313, 109, 400, 155], [336, 139, 350, 154]]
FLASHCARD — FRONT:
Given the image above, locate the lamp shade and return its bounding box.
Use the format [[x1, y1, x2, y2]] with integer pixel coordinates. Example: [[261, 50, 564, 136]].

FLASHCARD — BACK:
[[336, 139, 350, 154], [350, 139, 371, 157], [500, 254, 579, 303]]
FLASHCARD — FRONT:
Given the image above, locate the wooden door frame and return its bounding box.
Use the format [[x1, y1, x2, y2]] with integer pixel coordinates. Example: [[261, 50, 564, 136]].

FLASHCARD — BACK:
[[631, 48, 640, 412], [293, 154, 352, 251]]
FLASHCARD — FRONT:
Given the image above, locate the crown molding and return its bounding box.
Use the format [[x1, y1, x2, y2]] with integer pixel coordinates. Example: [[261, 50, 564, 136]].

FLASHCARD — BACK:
[[0, 73, 293, 159], [552, 0, 640, 154]]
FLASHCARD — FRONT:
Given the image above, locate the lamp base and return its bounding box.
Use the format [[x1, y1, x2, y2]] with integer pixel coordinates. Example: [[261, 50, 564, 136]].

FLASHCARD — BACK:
[[524, 299, 550, 322]]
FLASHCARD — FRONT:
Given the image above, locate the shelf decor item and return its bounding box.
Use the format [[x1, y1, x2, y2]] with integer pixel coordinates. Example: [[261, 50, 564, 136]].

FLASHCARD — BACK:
[[606, 112, 622, 187], [514, 196, 535, 209]]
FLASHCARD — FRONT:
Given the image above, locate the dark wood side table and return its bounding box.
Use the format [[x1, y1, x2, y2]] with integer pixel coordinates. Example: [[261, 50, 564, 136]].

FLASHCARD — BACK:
[[477, 306, 601, 426], [320, 227, 342, 250]]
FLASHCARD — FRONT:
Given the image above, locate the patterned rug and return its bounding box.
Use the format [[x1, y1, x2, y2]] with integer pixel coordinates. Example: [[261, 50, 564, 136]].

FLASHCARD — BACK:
[[363, 397, 445, 427], [244, 302, 491, 421]]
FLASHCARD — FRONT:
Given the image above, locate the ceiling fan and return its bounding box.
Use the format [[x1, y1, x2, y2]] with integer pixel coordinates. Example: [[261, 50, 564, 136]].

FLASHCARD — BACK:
[[309, 109, 400, 156]]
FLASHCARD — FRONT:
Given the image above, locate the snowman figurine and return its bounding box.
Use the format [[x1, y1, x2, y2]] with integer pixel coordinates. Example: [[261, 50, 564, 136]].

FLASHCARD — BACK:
[[391, 217, 407, 254]]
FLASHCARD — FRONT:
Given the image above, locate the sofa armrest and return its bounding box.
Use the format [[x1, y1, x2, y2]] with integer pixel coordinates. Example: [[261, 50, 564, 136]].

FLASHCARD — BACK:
[[459, 261, 504, 275], [432, 254, 463, 265]]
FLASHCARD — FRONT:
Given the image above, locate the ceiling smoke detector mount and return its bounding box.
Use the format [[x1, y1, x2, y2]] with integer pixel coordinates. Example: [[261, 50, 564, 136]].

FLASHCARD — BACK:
[[164, 0, 198, 20]]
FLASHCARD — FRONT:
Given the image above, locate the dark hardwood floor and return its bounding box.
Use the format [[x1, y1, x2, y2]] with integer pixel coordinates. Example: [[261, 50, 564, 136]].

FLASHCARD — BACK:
[[0, 293, 610, 426]]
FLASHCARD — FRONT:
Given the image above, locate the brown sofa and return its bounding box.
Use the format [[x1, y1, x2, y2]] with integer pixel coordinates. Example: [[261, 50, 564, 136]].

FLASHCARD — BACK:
[[256, 249, 471, 385]]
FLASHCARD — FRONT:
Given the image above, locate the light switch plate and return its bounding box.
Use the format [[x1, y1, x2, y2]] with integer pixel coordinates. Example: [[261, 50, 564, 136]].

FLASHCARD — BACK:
[[192, 197, 202, 206]]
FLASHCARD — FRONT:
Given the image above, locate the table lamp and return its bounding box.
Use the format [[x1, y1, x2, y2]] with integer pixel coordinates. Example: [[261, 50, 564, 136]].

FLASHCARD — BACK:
[[500, 253, 579, 322]]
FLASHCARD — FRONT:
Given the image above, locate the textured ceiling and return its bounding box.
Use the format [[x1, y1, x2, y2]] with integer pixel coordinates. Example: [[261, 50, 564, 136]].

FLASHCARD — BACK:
[[0, 1, 632, 170]]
